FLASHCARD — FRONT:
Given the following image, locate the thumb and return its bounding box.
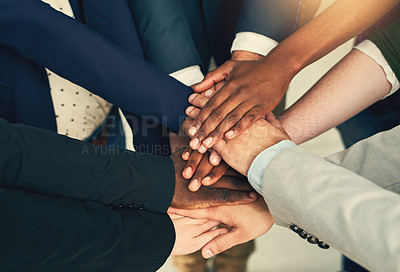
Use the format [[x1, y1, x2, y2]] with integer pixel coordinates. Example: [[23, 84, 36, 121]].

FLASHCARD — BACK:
[[201, 229, 244, 259], [194, 62, 233, 93]]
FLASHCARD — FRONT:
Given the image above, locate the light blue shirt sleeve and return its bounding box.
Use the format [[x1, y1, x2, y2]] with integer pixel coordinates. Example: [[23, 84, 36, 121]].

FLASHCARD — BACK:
[[247, 140, 296, 194]]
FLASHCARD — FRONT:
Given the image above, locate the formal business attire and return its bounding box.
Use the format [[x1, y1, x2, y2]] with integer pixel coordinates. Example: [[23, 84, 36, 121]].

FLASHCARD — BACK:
[[246, 20, 400, 272], [248, 126, 400, 272], [0, 0, 192, 154], [0, 117, 176, 271]]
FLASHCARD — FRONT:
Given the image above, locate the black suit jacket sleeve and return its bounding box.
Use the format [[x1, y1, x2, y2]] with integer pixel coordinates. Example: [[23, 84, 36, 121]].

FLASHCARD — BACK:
[[0, 0, 191, 133], [0, 117, 176, 213], [0, 188, 174, 272]]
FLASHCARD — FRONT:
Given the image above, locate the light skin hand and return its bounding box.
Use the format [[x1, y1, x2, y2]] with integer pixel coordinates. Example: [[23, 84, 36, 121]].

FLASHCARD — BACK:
[[169, 197, 274, 259], [170, 150, 257, 209], [169, 213, 228, 256], [186, 95, 291, 176]]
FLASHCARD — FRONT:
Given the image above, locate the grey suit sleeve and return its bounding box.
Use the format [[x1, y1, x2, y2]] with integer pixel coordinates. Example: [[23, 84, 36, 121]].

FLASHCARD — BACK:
[[325, 126, 400, 194], [261, 126, 400, 272]]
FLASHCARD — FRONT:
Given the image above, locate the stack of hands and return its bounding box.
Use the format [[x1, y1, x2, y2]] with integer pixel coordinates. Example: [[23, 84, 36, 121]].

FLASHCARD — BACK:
[[168, 57, 292, 259]]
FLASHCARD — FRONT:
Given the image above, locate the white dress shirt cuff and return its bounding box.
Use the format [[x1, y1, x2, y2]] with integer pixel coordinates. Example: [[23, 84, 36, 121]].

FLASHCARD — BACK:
[[169, 65, 204, 87], [248, 140, 297, 194], [354, 40, 400, 99], [231, 32, 278, 57]]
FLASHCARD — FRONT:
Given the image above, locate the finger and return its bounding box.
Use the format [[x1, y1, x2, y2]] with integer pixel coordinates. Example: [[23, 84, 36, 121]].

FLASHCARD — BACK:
[[183, 151, 204, 179], [168, 213, 185, 220], [212, 139, 228, 160], [201, 230, 242, 259], [195, 228, 230, 253], [167, 207, 217, 220], [188, 93, 209, 109], [225, 106, 265, 140], [265, 112, 286, 133], [204, 188, 257, 206], [209, 149, 222, 166], [191, 94, 242, 150], [182, 146, 193, 161], [185, 106, 201, 120], [187, 90, 232, 142], [208, 175, 253, 191], [193, 62, 234, 93], [201, 161, 229, 187], [203, 88, 216, 99], [201, 103, 251, 149], [189, 153, 214, 192]]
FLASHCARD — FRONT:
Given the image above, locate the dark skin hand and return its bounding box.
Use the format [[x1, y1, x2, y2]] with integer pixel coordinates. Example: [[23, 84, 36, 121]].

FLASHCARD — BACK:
[[187, 57, 290, 153], [170, 118, 227, 192], [170, 150, 257, 209]]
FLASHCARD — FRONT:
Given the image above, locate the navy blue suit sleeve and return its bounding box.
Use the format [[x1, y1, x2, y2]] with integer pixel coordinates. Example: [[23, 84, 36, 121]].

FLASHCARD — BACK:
[[128, 0, 204, 74], [236, 0, 301, 42], [0, 117, 175, 214], [0, 188, 174, 272], [0, 0, 191, 132]]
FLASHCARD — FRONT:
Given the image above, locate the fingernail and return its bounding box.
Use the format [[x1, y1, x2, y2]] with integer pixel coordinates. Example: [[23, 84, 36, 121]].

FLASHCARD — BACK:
[[186, 106, 195, 114], [250, 192, 257, 199], [204, 249, 214, 259], [202, 176, 211, 185], [219, 229, 229, 235], [203, 137, 213, 147], [182, 152, 190, 160], [225, 130, 235, 139], [189, 179, 200, 191], [198, 145, 207, 153], [190, 138, 200, 149], [188, 126, 197, 136], [183, 167, 193, 178], [189, 93, 197, 102], [211, 155, 221, 166], [205, 89, 214, 98]]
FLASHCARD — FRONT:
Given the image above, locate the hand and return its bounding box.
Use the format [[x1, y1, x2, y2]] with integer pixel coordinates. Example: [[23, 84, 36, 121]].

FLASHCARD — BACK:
[[181, 149, 229, 192], [170, 151, 257, 209], [231, 50, 264, 61], [186, 102, 290, 176], [187, 58, 290, 153], [169, 196, 274, 258], [169, 213, 228, 256]]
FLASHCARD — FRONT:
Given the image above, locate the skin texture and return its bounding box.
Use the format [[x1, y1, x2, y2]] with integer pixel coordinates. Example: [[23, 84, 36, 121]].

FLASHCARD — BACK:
[[187, 0, 400, 153], [279, 49, 392, 144], [169, 213, 229, 256], [185, 94, 291, 176], [169, 197, 274, 259], [169, 150, 257, 209]]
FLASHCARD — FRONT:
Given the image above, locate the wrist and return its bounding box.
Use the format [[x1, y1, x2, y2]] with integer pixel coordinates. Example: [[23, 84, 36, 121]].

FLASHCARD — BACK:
[[231, 50, 264, 61]]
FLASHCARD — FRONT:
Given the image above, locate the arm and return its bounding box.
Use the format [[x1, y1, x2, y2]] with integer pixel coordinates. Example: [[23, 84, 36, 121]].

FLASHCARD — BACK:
[[0, 188, 175, 272], [185, 105, 400, 271], [281, 19, 400, 143], [0, 0, 191, 132], [187, 0, 400, 150], [280, 47, 392, 144]]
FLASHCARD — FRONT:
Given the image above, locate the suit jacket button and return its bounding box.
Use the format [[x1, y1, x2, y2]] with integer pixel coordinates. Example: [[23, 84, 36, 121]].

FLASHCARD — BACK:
[[318, 241, 330, 249], [297, 229, 308, 239], [290, 225, 300, 233], [307, 236, 319, 244]]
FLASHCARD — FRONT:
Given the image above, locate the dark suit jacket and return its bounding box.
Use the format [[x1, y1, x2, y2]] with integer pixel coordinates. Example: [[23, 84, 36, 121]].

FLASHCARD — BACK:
[[0, 117, 175, 271], [130, 0, 302, 74], [0, 0, 192, 153]]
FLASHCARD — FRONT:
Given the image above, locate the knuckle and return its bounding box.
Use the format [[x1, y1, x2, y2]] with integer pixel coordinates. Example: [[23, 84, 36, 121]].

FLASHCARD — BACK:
[[211, 110, 224, 121], [246, 112, 257, 121], [227, 112, 239, 123], [205, 100, 217, 111]]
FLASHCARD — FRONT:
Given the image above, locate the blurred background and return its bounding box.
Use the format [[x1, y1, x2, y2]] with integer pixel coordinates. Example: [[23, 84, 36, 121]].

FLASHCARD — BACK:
[[159, 0, 353, 271]]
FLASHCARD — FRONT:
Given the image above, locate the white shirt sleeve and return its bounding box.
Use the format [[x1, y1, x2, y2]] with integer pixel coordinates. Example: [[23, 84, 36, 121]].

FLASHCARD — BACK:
[[169, 65, 204, 87], [231, 32, 278, 57], [354, 40, 400, 99]]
